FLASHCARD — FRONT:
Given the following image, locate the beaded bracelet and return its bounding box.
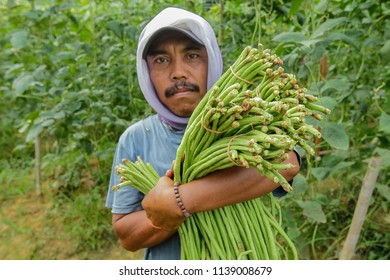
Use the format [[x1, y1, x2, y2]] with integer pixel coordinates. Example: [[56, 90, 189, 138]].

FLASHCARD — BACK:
[[173, 182, 192, 218]]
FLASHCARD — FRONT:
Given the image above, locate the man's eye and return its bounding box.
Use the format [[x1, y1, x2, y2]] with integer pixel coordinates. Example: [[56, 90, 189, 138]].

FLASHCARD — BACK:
[[188, 53, 200, 59], [155, 57, 169, 63]]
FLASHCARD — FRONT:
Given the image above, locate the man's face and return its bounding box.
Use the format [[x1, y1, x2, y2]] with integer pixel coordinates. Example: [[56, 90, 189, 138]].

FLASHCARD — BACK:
[[146, 31, 208, 118]]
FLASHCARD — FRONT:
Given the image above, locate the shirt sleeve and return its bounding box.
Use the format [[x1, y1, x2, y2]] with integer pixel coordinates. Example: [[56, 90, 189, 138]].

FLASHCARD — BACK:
[[105, 130, 144, 214]]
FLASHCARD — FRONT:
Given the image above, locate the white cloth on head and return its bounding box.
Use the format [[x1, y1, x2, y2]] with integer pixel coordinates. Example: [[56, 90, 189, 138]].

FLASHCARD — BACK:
[[136, 7, 223, 130]]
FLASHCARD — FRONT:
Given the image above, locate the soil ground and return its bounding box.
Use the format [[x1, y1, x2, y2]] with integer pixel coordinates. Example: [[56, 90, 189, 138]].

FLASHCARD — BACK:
[[0, 189, 143, 260]]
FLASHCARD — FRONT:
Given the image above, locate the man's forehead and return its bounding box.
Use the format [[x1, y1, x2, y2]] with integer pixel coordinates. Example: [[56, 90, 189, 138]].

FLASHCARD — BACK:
[[153, 31, 200, 46], [144, 29, 204, 58]]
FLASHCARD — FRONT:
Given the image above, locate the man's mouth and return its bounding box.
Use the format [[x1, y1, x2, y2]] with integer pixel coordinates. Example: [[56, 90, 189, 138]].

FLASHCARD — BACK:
[[165, 82, 200, 97]]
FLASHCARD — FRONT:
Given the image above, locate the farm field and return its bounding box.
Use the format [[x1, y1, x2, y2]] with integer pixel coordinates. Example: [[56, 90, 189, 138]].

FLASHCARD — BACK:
[[0, 0, 389, 260]]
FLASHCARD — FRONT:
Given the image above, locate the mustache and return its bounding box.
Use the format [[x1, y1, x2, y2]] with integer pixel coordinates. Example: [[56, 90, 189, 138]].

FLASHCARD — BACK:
[[165, 81, 200, 97]]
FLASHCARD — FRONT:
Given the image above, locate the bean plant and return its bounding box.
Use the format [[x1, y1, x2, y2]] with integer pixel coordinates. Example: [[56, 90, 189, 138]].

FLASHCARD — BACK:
[[0, 0, 389, 259]]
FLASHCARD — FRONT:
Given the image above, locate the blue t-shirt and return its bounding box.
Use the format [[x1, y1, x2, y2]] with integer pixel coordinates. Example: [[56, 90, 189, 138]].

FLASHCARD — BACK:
[[106, 115, 183, 260], [106, 114, 296, 260]]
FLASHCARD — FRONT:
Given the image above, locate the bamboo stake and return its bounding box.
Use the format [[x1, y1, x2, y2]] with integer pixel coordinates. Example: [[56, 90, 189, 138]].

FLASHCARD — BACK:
[[339, 156, 382, 260], [218, 0, 224, 44], [35, 135, 41, 195]]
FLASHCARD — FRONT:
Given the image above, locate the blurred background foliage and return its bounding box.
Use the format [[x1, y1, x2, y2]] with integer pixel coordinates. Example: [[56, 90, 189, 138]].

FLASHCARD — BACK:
[[0, 0, 389, 259]]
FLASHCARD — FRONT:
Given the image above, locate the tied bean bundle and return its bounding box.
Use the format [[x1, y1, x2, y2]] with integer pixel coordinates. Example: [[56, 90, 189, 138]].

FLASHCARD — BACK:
[[114, 44, 331, 260]]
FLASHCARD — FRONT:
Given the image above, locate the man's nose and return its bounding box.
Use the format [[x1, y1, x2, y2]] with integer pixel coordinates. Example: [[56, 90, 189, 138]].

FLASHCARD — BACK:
[[170, 59, 188, 81]]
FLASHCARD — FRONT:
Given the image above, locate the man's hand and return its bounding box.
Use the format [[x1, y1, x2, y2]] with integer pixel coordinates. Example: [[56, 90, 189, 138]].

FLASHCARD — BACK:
[[141, 175, 186, 231]]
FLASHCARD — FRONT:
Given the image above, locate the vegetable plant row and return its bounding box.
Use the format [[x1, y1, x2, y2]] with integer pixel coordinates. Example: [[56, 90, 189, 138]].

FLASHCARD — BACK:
[[114, 43, 331, 259]]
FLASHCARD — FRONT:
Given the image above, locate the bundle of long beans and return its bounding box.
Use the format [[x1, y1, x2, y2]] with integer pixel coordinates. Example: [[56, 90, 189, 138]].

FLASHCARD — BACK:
[[114, 44, 330, 259]]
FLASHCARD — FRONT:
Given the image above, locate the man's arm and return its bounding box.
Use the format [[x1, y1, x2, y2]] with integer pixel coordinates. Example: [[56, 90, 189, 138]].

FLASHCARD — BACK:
[[112, 210, 181, 252], [113, 150, 299, 251], [112, 176, 187, 252], [142, 151, 299, 229]]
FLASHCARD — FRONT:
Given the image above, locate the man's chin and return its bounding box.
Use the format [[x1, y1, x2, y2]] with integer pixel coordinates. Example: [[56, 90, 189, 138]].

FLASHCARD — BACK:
[[169, 100, 200, 118], [172, 108, 195, 118]]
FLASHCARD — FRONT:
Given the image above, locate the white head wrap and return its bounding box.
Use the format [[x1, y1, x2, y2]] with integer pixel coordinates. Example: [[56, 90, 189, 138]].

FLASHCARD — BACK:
[[136, 7, 223, 130]]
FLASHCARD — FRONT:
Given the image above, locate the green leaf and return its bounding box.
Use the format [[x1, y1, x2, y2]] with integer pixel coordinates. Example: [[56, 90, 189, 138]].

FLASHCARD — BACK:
[[6, 0, 18, 8], [287, 227, 301, 239], [376, 183, 390, 202], [25, 10, 40, 20], [321, 122, 349, 150], [124, 25, 138, 41], [320, 79, 351, 94], [314, 0, 328, 14], [73, 132, 88, 140], [299, 39, 323, 48], [311, 167, 331, 181], [283, 52, 299, 67], [11, 29, 29, 49], [311, 17, 347, 38], [374, 148, 390, 169], [26, 123, 43, 142], [379, 112, 390, 134], [327, 31, 359, 49], [53, 111, 66, 120], [329, 161, 355, 177], [12, 74, 34, 95], [315, 193, 329, 205], [288, 0, 305, 16], [316, 96, 338, 113], [320, 153, 345, 167], [273, 32, 307, 43], [41, 119, 55, 127], [106, 20, 123, 39], [380, 40, 390, 63], [232, 23, 244, 34], [298, 200, 327, 223], [291, 173, 307, 195], [51, 51, 75, 63]]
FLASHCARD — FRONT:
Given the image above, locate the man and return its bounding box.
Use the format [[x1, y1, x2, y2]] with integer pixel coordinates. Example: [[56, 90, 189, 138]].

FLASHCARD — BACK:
[[105, 7, 300, 260]]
